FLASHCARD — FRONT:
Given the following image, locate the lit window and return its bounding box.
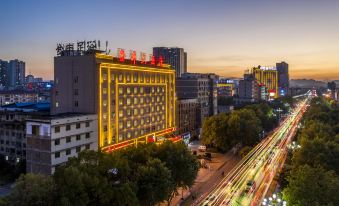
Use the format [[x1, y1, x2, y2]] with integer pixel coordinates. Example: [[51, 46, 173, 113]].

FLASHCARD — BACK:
[[56, 102, 59, 107], [119, 87, 123, 94], [127, 109, 132, 116], [127, 98, 131, 106], [127, 121, 131, 128], [133, 120, 138, 126], [103, 88, 107, 94], [152, 87, 155, 93], [119, 99, 123, 105], [140, 74, 144, 82], [134, 74, 138, 82], [127, 87, 131, 94], [103, 100, 107, 106], [126, 74, 130, 82], [127, 132, 131, 138], [140, 97, 144, 104], [141, 119, 144, 125], [118, 74, 123, 82], [119, 122, 123, 129], [103, 73, 107, 80], [103, 113, 107, 119], [134, 97, 138, 104], [134, 108, 138, 115], [119, 110, 123, 117], [140, 108, 144, 115], [140, 87, 144, 93], [134, 87, 138, 94], [157, 87, 160, 93]]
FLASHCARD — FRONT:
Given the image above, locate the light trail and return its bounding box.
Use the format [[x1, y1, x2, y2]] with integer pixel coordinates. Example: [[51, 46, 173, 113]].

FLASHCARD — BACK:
[[197, 95, 311, 206]]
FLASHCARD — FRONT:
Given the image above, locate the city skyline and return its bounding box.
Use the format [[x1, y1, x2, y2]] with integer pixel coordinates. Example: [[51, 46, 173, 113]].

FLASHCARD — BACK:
[[1, 0, 339, 80]]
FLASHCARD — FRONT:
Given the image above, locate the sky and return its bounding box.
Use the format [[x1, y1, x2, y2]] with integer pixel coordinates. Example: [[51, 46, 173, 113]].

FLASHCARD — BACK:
[[1, 0, 339, 80]]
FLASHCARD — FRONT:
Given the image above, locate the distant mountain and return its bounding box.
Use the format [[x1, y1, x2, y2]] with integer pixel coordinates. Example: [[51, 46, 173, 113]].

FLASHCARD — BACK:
[[290, 79, 327, 88]]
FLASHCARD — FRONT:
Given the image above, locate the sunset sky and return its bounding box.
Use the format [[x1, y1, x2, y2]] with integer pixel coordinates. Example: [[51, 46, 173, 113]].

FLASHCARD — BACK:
[[1, 0, 339, 80]]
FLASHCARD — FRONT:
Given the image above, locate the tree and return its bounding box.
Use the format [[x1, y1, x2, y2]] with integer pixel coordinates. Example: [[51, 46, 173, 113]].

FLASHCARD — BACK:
[[8, 174, 55, 206], [283, 165, 339, 206], [136, 158, 172, 206], [155, 141, 199, 205]]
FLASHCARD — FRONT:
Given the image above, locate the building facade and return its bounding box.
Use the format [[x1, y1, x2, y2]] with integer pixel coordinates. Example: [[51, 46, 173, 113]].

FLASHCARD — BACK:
[[8, 59, 25, 88], [51, 51, 176, 152], [0, 60, 8, 88], [0, 102, 50, 164], [237, 73, 258, 103], [276, 62, 289, 96], [252, 66, 279, 99], [26, 114, 98, 175], [153, 47, 187, 77], [176, 73, 218, 129], [176, 98, 198, 138]]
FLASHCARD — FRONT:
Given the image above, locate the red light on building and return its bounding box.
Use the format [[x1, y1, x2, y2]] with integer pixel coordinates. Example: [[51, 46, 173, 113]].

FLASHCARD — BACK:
[[158, 56, 164, 67], [150, 55, 156, 65], [130, 50, 137, 65], [140, 52, 147, 64], [118, 49, 125, 62]]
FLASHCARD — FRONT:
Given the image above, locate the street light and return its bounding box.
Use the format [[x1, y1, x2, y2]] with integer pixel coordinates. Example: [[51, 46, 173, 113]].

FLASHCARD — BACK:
[[262, 194, 287, 206]]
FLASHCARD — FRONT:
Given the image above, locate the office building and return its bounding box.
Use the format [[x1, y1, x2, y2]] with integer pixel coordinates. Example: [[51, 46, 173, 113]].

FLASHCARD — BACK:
[[26, 114, 98, 174], [0, 102, 49, 164], [276, 62, 289, 96], [51, 49, 176, 152], [176, 98, 199, 138], [8, 59, 25, 88], [153, 47, 187, 77], [252, 66, 279, 99], [176, 73, 218, 129]]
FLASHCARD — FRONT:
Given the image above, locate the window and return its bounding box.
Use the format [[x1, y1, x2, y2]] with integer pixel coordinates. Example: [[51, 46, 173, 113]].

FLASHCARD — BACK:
[[66, 124, 71, 131], [66, 137, 71, 143], [127, 87, 131, 94], [118, 74, 123, 82], [140, 97, 144, 104], [134, 108, 138, 115], [55, 126, 60, 133], [134, 97, 138, 104], [76, 135, 81, 141], [32, 125, 40, 135], [126, 74, 131, 82], [55, 152, 60, 158], [140, 87, 144, 93], [55, 102, 59, 108], [134, 74, 138, 82], [76, 123, 80, 129], [66, 149, 71, 155], [127, 121, 131, 128], [86, 133, 90, 139], [85, 122, 90, 127], [76, 146, 81, 153], [74, 76, 78, 83], [127, 98, 131, 106], [74, 89, 79, 95], [55, 139, 60, 145], [134, 87, 138, 94], [103, 88, 107, 94], [119, 87, 123, 94], [119, 110, 123, 117], [74, 101, 79, 107], [85, 144, 90, 150]]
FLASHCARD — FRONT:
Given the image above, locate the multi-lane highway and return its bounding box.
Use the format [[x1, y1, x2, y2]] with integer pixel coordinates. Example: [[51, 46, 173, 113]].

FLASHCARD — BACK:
[[196, 95, 311, 206]]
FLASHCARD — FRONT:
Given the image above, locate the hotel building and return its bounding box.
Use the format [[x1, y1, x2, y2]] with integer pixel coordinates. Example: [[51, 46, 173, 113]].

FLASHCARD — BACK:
[[51, 50, 176, 152], [252, 66, 279, 99]]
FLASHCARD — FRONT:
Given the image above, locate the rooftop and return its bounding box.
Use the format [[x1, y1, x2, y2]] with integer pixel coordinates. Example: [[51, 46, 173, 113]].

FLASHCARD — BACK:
[[0, 102, 50, 112]]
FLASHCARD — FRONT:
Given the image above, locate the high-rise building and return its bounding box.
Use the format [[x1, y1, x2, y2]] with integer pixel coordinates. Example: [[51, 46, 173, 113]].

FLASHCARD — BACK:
[[153, 47, 187, 77], [276, 62, 289, 96], [0, 60, 9, 89], [176, 98, 199, 138], [51, 50, 176, 152], [252, 66, 279, 99], [176, 73, 218, 129], [8, 59, 25, 88], [237, 74, 258, 103]]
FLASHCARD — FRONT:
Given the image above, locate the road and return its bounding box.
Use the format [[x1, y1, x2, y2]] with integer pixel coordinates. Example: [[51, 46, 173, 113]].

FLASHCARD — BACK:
[[195, 95, 311, 206]]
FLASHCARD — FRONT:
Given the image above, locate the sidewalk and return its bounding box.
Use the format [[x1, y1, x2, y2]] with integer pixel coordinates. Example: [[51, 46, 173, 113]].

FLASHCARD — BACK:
[[169, 151, 241, 206]]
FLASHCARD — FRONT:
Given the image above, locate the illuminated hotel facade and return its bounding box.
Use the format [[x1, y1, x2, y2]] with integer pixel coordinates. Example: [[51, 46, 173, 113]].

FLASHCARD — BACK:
[[51, 49, 176, 152], [252, 66, 279, 99]]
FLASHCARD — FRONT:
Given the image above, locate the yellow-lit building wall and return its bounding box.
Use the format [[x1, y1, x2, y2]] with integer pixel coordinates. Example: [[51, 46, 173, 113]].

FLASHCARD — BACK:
[[97, 57, 176, 152], [252, 68, 279, 98]]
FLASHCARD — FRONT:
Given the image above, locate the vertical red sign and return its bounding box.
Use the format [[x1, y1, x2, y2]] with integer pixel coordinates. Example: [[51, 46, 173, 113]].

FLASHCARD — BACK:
[[140, 52, 147, 64], [159, 56, 164, 67], [150, 55, 156, 65], [130, 50, 137, 65], [118, 49, 125, 62]]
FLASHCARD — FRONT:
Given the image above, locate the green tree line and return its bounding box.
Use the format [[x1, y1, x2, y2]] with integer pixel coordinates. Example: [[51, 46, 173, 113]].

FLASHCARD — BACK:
[[282, 97, 339, 206], [201, 97, 293, 152], [0, 141, 199, 206]]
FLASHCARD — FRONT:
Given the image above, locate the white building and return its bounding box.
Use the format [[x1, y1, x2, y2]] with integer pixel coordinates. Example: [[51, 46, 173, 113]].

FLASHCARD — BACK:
[[26, 114, 98, 175]]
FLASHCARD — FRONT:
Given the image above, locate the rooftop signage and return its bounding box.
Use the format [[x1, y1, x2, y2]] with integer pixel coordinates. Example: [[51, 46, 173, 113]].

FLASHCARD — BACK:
[[56, 40, 165, 67]]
